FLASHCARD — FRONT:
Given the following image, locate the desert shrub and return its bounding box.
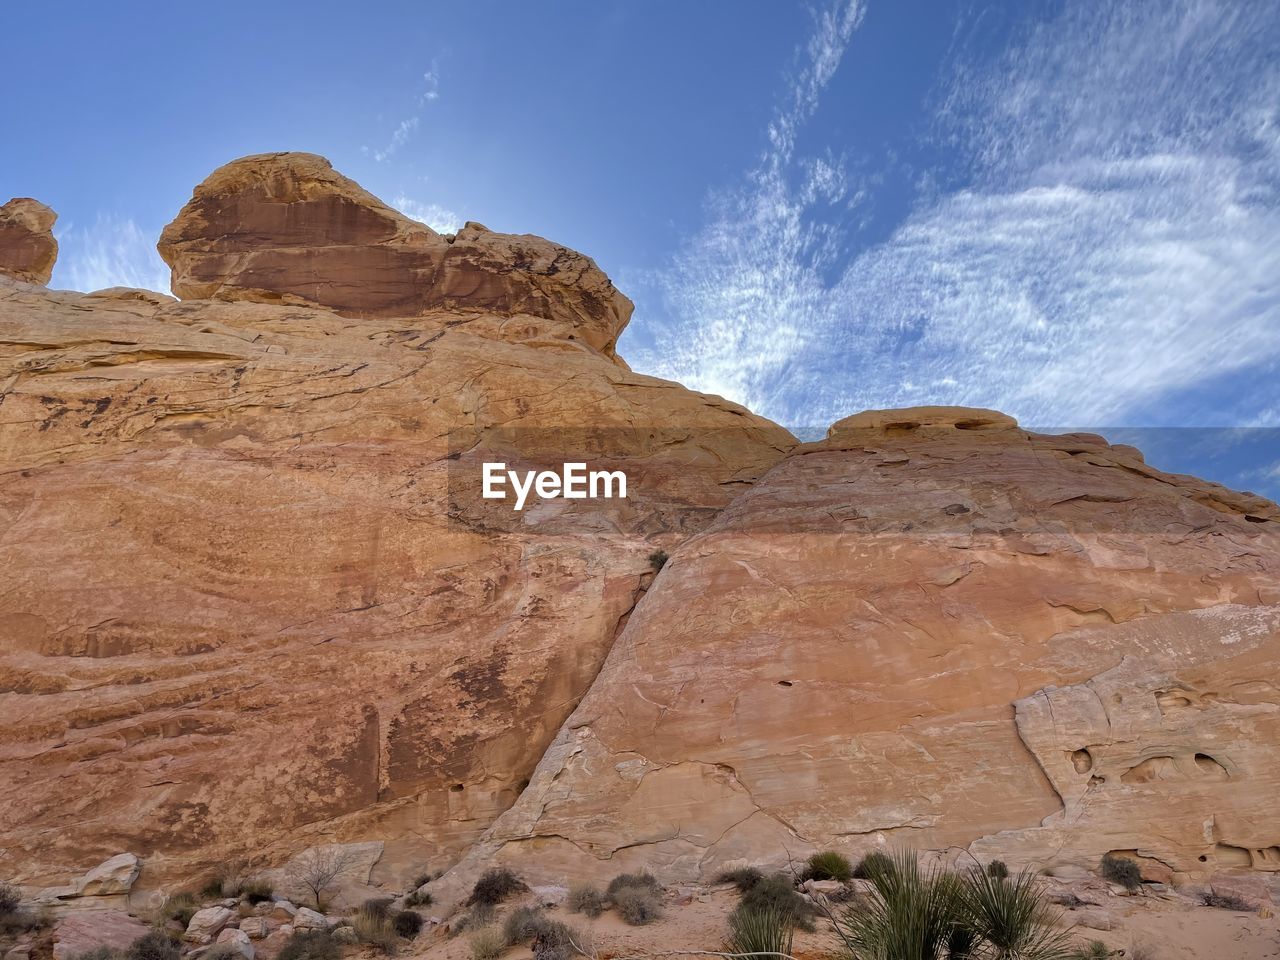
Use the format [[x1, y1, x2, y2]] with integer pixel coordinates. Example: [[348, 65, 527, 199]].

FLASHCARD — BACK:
[[411, 872, 434, 889], [1070, 941, 1112, 959], [648, 550, 668, 572], [278, 930, 341, 960], [611, 886, 663, 926], [469, 927, 507, 960], [739, 874, 815, 932], [71, 950, 126, 960], [531, 918, 579, 960], [832, 851, 1070, 960], [243, 879, 273, 904], [986, 860, 1010, 880], [127, 931, 181, 960], [392, 910, 424, 938], [0, 881, 20, 915], [805, 851, 853, 883], [405, 891, 432, 907], [726, 903, 794, 960], [1100, 854, 1141, 890], [0, 906, 49, 938], [716, 867, 765, 893], [452, 903, 497, 935], [156, 892, 198, 927], [960, 865, 1072, 960], [353, 901, 398, 953], [1203, 891, 1252, 911], [852, 851, 893, 880], [468, 868, 526, 906], [567, 883, 607, 918], [605, 871, 660, 898], [503, 906, 551, 945], [361, 897, 394, 919]]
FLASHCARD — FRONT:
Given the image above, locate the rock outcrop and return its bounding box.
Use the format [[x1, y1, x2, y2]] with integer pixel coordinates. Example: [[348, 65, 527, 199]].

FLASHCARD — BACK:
[[3, 156, 1278, 911], [435, 407, 1280, 895], [0, 198, 57, 285], [0, 156, 791, 896], [157, 153, 632, 358]]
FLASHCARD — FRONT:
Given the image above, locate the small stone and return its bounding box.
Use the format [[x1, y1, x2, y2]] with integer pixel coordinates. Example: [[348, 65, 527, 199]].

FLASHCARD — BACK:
[[1070, 908, 1114, 931], [291, 908, 331, 931], [185, 906, 236, 943], [217, 928, 255, 960], [238, 918, 271, 940], [331, 928, 358, 945]]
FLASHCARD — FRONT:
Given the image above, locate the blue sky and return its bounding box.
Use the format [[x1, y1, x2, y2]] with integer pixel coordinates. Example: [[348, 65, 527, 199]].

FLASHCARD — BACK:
[[4, 1, 1279, 498]]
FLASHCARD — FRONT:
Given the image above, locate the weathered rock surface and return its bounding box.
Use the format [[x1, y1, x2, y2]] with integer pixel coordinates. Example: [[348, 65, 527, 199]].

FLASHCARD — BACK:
[[0, 156, 792, 895], [184, 906, 235, 943], [0, 199, 57, 285], [157, 153, 632, 358], [52, 910, 149, 960], [5, 153, 1280, 914], [435, 407, 1280, 897]]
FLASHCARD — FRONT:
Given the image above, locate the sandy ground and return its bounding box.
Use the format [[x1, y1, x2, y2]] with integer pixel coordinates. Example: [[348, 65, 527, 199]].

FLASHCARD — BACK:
[[402, 884, 1280, 960]]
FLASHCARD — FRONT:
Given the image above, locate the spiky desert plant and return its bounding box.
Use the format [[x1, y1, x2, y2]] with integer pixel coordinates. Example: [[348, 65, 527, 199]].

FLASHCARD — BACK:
[[833, 849, 960, 960], [726, 903, 795, 960], [960, 865, 1075, 960], [469, 927, 506, 960]]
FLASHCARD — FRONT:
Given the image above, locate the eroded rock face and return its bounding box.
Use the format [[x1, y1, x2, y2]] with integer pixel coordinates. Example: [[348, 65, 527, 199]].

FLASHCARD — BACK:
[[436, 408, 1280, 894], [157, 153, 633, 357], [0, 257, 789, 894], [0, 198, 57, 285]]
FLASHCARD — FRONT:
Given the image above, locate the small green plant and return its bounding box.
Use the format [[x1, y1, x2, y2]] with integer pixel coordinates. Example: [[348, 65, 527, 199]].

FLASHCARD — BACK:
[[568, 882, 607, 918], [716, 867, 765, 893], [1203, 891, 1252, 911], [647, 550, 669, 572], [469, 927, 507, 960], [468, 868, 527, 906], [611, 886, 663, 926], [1070, 941, 1112, 959], [1100, 854, 1141, 890], [726, 903, 794, 960], [986, 860, 1010, 879], [411, 872, 434, 889], [126, 931, 181, 960], [805, 850, 854, 883], [278, 930, 341, 960], [392, 910, 424, 938], [404, 888, 433, 908]]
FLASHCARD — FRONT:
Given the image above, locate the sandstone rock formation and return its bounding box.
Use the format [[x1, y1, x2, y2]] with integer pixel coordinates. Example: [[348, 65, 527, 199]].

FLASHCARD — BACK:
[[435, 407, 1280, 896], [157, 153, 632, 358], [0, 155, 791, 898], [3, 154, 1278, 914], [0, 199, 57, 285]]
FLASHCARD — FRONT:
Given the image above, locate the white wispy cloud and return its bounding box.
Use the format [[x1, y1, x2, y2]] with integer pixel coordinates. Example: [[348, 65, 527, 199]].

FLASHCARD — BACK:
[[392, 194, 463, 234], [633, 0, 1280, 430], [52, 216, 172, 294], [364, 62, 441, 163]]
